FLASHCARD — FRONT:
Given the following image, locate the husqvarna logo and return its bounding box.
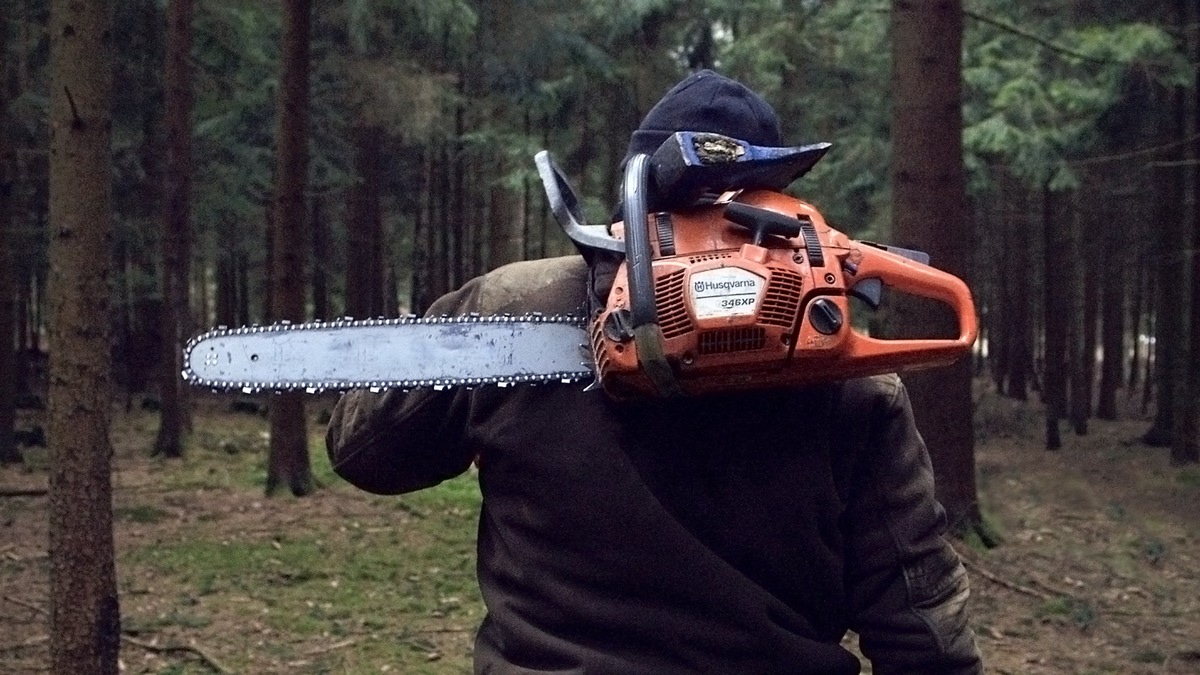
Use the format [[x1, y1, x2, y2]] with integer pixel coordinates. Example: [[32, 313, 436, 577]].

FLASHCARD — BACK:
[[689, 268, 764, 319], [693, 278, 758, 294]]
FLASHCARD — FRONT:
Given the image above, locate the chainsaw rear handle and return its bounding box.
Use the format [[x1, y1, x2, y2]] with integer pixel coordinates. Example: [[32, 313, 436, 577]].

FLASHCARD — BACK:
[[839, 243, 978, 365]]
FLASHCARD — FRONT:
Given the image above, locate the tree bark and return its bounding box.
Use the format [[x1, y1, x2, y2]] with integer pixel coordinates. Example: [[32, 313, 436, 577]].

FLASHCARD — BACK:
[[1005, 180, 1033, 401], [345, 125, 385, 319], [1127, 257, 1144, 394], [47, 0, 120, 670], [1042, 186, 1068, 450], [1178, 0, 1200, 465], [1144, 90, 1186, 447], [236, 252, 250, 325], [216, 255, 235, 327], [310, 195, 328, 320], [1068, 196, 1091, 436], [487, 149, 524, 270], [153, 0, 194, 458], [266, 0, 313, 497], [411, 144, 435, 313], [0, 15, 19, 464], [1096, 218, 1125, 421], [889, 0, 986, 539]]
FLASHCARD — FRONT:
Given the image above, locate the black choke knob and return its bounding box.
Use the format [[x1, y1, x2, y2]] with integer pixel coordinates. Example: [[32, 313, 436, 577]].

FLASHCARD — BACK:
[[808, 298, 844, 335]]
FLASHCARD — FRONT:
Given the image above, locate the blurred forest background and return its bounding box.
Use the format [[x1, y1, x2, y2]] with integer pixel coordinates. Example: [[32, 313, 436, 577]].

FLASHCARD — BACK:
[[2, 0, 1200, 672]]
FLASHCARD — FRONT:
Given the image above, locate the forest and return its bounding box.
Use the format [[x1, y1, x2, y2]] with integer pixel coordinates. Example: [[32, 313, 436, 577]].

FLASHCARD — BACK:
[[2, 0, 1200, 673]]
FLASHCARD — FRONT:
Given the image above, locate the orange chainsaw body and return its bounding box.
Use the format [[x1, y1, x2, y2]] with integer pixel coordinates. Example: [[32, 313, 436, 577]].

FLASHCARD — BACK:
[[591, 190, 978, 399]]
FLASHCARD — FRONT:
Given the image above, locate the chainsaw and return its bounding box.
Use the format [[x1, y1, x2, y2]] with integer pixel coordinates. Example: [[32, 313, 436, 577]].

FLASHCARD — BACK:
[[183, 131, 977, 398]]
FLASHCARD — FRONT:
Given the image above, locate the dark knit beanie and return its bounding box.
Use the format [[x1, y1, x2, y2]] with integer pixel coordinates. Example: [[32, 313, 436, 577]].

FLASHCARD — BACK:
[[624, 69, 782, 164]]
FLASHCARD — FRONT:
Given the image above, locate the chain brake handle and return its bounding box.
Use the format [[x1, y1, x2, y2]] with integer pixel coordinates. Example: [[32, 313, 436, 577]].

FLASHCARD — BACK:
[[839, 243, 978, 369]]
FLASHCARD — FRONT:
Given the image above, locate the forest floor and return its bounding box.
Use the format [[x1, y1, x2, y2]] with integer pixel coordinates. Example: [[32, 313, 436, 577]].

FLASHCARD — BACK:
[[2, 385, 1200, 674]]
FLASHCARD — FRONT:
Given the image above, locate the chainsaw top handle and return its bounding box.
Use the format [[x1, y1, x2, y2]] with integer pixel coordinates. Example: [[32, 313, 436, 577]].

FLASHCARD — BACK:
[[621, 153, 682, 396]]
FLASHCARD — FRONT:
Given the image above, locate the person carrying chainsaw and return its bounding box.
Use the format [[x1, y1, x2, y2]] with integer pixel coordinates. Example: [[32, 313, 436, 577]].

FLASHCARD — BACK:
[[326, 69, 983, 674]]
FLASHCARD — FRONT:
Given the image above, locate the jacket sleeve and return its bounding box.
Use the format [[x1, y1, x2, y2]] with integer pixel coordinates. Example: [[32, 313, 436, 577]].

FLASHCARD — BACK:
[[324, 256, 589, 495], [841, 375, 983, 675], [323, 282, 485, 495]]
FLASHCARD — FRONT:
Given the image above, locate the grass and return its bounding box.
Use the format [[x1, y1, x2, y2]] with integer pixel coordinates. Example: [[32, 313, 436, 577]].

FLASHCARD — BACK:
[[116, 504, 171, 524], [110, 409, 485, 673]]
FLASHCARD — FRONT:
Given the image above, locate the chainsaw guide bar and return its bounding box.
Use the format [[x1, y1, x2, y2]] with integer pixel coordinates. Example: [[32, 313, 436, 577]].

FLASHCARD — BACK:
[[183, 314, 594, 393]]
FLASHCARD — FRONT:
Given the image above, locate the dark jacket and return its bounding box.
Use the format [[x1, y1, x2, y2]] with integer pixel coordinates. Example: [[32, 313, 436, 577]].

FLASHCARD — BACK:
[[326, 256, 982, 675]]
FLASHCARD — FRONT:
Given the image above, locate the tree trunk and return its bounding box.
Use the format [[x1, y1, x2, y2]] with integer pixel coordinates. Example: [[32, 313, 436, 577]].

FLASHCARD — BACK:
[[989, 199, 1010, 395], [1006, 182, 1032, 401], [1069, 196, 1091, 436], [436, 140, 452, 296], [1096, 220, 1125, 421], [1145, 90, 1187, 447], [488, 151, 524, 270], [216, 255, 236, 327], [889, 0, 986, 540], [0, 16, 18, 465], [1127, 256, 1144, 395], [194, 254, 209, 330], [153, 0, 194, 458], [412, 144, 435, 313], [310, 195, 328, 320], [1042, 186, 1069, 450], [452, 71, 470, 284], [345, 125, 385, 319], [266, 0, 313, 497], [1178, 0, 1200, 465], [47, 0, 120, 670], [236, 252, 250, 325]]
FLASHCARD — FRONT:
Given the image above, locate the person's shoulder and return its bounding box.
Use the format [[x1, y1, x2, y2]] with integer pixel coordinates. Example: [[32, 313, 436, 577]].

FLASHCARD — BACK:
[[474, 256, 588, 315]]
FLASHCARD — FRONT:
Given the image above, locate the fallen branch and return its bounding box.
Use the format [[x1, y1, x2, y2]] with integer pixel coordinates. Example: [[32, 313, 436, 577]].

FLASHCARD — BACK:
[[0, 634, 48, 653], [0, 598, 231, 674], [2, 595, 46, 615], [1026, 574, 1080, 600], [121, 635, 234, 675], [3, 550, 48, 563], [303, 638, 357, 656], [1100, 608, 1186, 618], [414, 625, 473, 634], [958, 556, 1050, 601], [0, 487, 47, 497]]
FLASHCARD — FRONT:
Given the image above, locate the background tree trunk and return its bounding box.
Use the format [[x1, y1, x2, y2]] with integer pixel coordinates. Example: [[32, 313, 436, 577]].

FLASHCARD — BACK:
[[1145, 64, 1187, 447], [1097, 219, 1125, 421], [1042, 186, 1068, 450], [889, 0, 987, 539], [0, 14, 18, 465], [1005, 178, 1033, 401], [46, 0, 120, 670], [153, 0, 194, 458], [266, 0, 313, 497], [411, 144, 435, 313], [1179, 0, 1200, 465], [487, 149, 523, 270], [345, 125, 385, 319], [310, 195, 329, 320], [1068, 194, 1090, 436]]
